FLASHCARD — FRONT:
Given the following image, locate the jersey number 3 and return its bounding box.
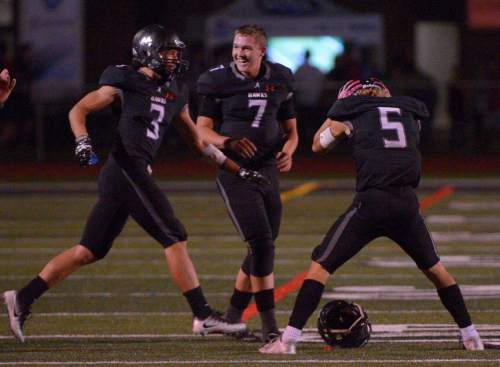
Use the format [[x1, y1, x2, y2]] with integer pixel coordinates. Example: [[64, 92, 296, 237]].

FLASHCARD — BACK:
[[147, 102, 165, 140], [378, 107, 407, 148]]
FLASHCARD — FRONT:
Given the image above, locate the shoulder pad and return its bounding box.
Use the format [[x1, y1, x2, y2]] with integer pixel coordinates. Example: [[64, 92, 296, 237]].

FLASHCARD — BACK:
[[99, 65, 134, 89], [269, 62, 294, 81], [394, 96, 429, 119], [268, 62, 295, 92], [328, 96, 430, 120], [197, 67, 224, 95], [327, 97, 363, 120]]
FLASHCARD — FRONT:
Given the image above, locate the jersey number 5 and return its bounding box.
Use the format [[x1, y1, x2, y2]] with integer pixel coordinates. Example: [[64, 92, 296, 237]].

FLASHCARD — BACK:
[[147, 102, 165, 140], [378, 107, 407, 148], [249, 99, 267, 128]]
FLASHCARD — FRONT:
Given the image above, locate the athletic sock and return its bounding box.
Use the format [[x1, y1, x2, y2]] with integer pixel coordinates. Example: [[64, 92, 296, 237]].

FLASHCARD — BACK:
[[282, 325, 302, 345], [183, 286, 212, 320], [255, 289, 277, 338], [437, 284, 472, 328], [226, 288, 252, 323], [460, 324, 480, 340], [288, 279, 325, 330], [17, 276, 48, 307]]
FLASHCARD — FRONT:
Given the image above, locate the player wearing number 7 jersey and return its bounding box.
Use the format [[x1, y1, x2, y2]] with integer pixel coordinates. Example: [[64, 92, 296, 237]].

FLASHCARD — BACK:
[[2, 24, 272, 343], [196, 24, 298, 342], [259, 78, 484, 354]]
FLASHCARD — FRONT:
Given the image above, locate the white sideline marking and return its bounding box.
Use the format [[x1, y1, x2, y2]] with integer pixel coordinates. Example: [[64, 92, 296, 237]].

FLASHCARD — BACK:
[[366, 255, 500, 268], [0, 234, 323, 246], [0, 273, 494, 281], [1, 359, 500, 365], [0, 309, 498, 318], [450, 201, 500, 210], [0, 249, 312, 254], [0, 258, 304, 266], [0, 231, 500, 247], [324, 285, 500, 300], [426, 215, 500, 224], [431, 232, 500, 242], [1, 325, 498, 341]]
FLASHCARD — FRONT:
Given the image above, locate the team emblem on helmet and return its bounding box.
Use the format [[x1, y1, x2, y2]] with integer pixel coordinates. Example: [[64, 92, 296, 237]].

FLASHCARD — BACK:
[[338, 77, 390, 99], [317, 299, 371, 348], [132, 24, 189, 81]]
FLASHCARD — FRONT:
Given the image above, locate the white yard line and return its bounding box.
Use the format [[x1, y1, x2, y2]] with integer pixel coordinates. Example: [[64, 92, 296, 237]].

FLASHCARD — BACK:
[[450, 201, 500, 210], [426, 215, 500, 224], [1, 359, 500, 365], [2, 230, 500, 247], [0, 273, 495, 280], [0, 309, 498, 318]]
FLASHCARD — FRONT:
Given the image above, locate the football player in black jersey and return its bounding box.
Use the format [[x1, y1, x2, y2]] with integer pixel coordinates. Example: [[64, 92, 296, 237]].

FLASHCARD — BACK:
[[2, 24, 268, 343], [0, 68, 16, 109], [197, 24, 298, 342], [260, 78, 484, 354]]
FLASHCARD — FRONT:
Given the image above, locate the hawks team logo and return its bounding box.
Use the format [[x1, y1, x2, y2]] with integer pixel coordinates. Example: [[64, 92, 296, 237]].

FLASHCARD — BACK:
[[164, 91, 176, 101], [264, 84, 277, 93]]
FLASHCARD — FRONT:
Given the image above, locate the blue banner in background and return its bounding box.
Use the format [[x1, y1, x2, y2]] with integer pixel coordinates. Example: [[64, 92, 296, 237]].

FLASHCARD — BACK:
[[19, 0, 83, 92]]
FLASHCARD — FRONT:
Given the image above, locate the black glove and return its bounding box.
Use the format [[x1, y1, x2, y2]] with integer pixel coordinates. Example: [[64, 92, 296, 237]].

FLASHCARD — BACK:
[[238, 168, 270, 185], [75, 135, 98, 166]]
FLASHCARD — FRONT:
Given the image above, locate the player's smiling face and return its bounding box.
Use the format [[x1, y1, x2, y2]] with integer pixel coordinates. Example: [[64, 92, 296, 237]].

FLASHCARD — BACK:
[[232, 33, 265, 79]]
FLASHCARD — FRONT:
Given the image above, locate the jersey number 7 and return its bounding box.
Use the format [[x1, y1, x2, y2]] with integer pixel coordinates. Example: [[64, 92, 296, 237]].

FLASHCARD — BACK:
[[249, 99, 267, 128]]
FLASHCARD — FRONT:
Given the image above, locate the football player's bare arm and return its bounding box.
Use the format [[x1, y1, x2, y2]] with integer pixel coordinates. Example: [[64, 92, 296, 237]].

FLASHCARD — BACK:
[[197, 116, 257, 158], [276, 118, 298, 172], [69, 86, 119, 139], [312, 118, 351, 154], [176, 107, 206, 153], [0, 69, 16, 105], [177, 108, 240, 175], [196, 116, 227, 148]]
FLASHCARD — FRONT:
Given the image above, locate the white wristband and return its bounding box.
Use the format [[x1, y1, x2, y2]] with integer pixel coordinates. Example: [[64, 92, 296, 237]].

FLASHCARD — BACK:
[[319, 128, 335, 149], [202, 143, 228, 166]]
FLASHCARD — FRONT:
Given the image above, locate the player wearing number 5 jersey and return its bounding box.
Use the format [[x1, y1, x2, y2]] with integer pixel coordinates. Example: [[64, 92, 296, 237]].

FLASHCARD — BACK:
[[260, 78, 484, 354], [197, 24, 298, 342], [2, 24, 270, 343]]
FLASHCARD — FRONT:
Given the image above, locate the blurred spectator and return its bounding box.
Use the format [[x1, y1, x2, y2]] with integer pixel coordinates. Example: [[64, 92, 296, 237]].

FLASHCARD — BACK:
[[0, 43, 35, 148], [471, 62, 500, 153], [326, 43, 362, 82], [294, 50, 324, 146], [389, 55, 437, 152], [447, 65, 467, 151], [0, 68, 16, 106], [471, 65, 490, 153]]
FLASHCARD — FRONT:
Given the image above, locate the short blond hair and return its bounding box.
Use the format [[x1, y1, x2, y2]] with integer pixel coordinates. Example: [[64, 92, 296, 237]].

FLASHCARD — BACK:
[[355, 88, 388, 97], [234, 24, 267, 48]]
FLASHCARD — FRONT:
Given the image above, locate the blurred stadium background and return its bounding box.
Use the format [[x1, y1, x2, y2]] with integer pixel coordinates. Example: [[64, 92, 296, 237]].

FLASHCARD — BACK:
[[0, 0, 499, 366], [0, 0, 498, 169]]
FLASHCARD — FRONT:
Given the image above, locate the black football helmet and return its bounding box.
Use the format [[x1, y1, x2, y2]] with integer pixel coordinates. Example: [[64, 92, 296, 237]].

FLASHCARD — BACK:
[[132, 24, 189, 80], [317, 300, 371, 348]]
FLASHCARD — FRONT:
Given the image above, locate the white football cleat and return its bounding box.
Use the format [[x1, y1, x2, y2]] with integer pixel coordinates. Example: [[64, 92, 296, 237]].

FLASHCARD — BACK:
[[259, 335, 296, 354], [3, 290, 30, 343], [462, 335, 485, 351], [193, 311, 247, 336]]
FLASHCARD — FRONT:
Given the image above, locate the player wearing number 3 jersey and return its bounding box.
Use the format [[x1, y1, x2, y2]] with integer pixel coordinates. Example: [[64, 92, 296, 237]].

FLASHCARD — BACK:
[[197, 24, 298, 341], [2, 24, 271, 343], [260, 78, 484, 354]]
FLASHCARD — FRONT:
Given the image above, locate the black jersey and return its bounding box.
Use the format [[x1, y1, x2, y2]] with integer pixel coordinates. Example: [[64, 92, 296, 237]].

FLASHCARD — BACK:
[[99, 65, 189, 166], [328, 96, 429, 191], [197, 61, 296, 168]]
